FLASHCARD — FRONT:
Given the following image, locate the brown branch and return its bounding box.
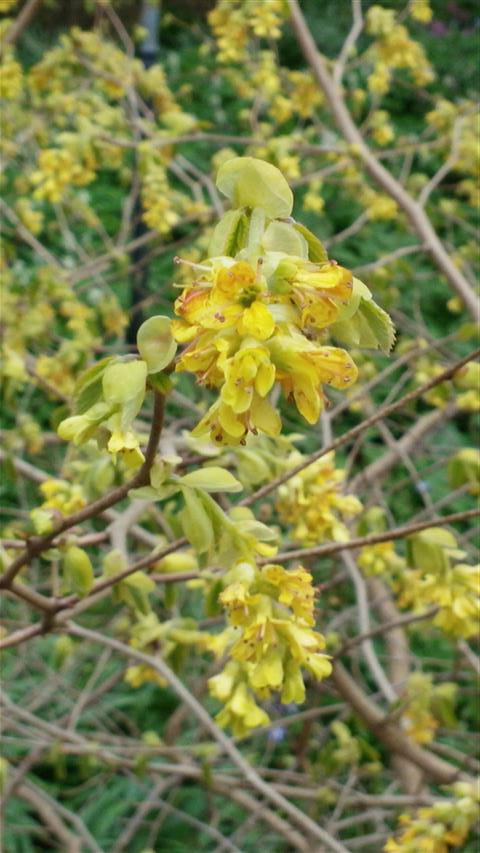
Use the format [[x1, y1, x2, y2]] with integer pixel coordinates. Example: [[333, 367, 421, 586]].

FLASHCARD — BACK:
[[266, 507, 480, 565], [288, 0, 480, 321], [0, 622, 45, 650], [67, 622, 349, 853], [17, 783, 81, 853], [0, 392, 165, 590], [350, 404, 458, 492], [242, 347, 480, 507], [366, 576, 425, 794], [337, 606, 438, 656], [1, 0, 44, 50], [331, 661, 474, 786]]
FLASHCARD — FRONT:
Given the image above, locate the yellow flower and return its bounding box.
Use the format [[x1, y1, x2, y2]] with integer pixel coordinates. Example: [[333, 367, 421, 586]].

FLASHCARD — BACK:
[[410, 0, 432, 23], [358, 542, 405, 577], [263, 564, 315, 624], [398, 557, 479, 639], [221, 344, 276, 413], [366, 5, 396, 36], [276, 452, 362, 545], [171, 159, 391, 445], [191, 393, 281, 446], [209, 660, 240, 701], [107, 430, 145, 468], [269, 333, 358, 424], [0, 56, 22, 100], [215, 560, 331, 730], [215, 681, 270, 737], [272, 258, 353, 330], [237, 301, 275, 340], [39, 479, 86, 515], [124, 664, 166, 689]]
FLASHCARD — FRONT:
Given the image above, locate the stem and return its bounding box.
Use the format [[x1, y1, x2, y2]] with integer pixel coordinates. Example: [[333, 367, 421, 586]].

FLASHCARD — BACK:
[[288, 0, 480, 322], [267, 507, 480, 564], [242, 347, 480, 507], [0, 392, 165, 589]]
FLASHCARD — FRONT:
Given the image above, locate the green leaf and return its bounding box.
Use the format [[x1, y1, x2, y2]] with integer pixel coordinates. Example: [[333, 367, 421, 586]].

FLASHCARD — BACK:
[[334, 277, 371, 324], [235, 449, 271, 485], [358, 299, 396, 354], [63, 546, 94, 596], [292, 222, 328, 262], [448, 448, 480, 491], [208, 208, 248, 257], [180, 488, 215, 555], [74, 356, 117, 414], [102, 359, 147, 405], [137, 316, 177, 374], [262, 221, 309, 257], [148, 372, 173, 395], [406, 527, 464, 573], [122, 570, 155, 594], [216, 157, 293, 218], [179, 466, 243, 493], [332, 277, 395, 354]]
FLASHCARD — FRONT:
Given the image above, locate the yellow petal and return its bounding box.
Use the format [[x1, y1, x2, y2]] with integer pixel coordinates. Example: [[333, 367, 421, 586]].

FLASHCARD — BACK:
[[238, 301, 275, 340], [250, 394, 281, 436]]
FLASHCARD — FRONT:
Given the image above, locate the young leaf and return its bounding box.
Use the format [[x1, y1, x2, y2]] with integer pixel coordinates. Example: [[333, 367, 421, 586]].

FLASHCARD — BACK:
[[180, 488, 215, 554], [179, 466, 243, 493], [63, 546, 94, 597], [262, 221, 309, 258], [74, 356, 117, 414], [208, 209, 248, 257], [102, 359, 147, 405], [292, 222, 328, 262], [136, 315, 177, 374], [216, 157, 293, 218], [358, 299, 396, 354]]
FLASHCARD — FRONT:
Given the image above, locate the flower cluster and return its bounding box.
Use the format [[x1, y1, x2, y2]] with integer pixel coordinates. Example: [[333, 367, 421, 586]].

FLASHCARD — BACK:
[[400, 672, 457, 746], [209, 562, 332, 736], [276, 451, 363, 545], [358, 541, 406, 577], [57, 358, 150, 469], [172, 157, 393, 445], [398, 528, 480, 638], [30, 479, 87, 535], [31, 146, 96, 203], [385, 783, 479, 853], [366, 7, 434, 88], [208, 0, 285, 64]]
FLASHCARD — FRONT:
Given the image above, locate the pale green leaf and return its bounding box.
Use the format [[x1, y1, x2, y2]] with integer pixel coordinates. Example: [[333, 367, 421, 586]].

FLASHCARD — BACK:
[[74, 356, 117, 414], [136, 315, 177, 374], [179, 466, 242, 493], [262, 221, 309, 258], [358, 299, 396, 354], [216, 157, 293, 218], [102, 359, 147, 405], [208, 209, 248, 257], [292, 223, 328, 262], [180, 488, 215, 554]]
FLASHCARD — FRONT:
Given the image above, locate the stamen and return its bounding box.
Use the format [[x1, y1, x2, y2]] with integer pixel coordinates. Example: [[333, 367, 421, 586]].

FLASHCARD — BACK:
[[173, 256, 210, 271]]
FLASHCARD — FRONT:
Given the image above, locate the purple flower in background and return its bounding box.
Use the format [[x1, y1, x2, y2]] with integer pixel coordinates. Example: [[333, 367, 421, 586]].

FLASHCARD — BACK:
[[268, 726, 286, 744], [430, 20, 449, 36]]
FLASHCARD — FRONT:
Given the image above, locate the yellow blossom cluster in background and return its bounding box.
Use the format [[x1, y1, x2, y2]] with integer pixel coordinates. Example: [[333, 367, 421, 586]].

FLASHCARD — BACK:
[[276, 452, 362, 545], [209, 561, 332, 736], [385, 783, 480, 853]]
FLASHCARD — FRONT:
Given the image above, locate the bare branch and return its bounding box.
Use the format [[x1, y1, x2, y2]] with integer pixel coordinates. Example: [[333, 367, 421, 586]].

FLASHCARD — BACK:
[[288, 0, 480, 322]]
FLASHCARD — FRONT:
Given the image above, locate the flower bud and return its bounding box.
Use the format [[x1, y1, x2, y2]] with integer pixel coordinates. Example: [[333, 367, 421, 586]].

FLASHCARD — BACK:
[[63, 546, 94, 596]]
